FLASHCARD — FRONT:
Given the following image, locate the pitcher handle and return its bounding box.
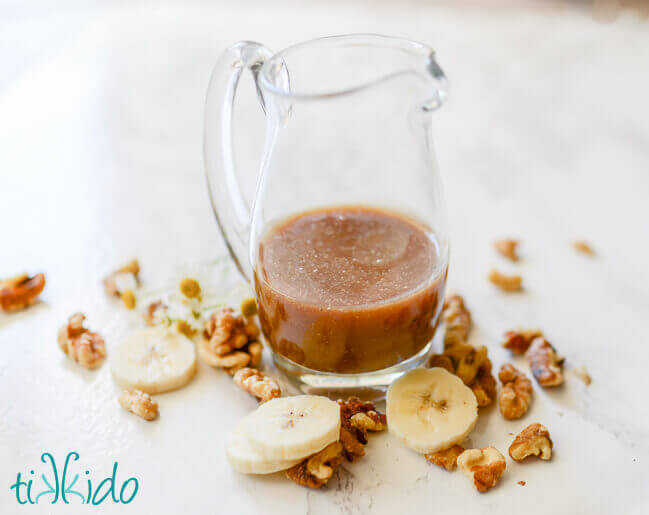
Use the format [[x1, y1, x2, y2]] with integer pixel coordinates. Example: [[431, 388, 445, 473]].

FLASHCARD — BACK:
[[204, 41, 274, 281]]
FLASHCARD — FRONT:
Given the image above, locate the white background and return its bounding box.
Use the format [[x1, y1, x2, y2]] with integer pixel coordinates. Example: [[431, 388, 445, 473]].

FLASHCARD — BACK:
[[1, 1, 649, 513]]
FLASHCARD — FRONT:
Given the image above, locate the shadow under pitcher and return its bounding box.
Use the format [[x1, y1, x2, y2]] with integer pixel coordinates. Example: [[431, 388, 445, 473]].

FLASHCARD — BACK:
[[204, 34, 450, 397]]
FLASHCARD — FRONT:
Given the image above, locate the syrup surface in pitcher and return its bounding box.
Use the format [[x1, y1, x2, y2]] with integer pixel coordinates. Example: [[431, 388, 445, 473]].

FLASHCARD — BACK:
[[254, 206, 446, 373]]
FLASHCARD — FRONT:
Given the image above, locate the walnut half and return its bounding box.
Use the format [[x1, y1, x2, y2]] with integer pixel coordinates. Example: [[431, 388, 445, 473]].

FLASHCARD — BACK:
[[199, 307, 262, 374], [573, 241, 595, 256], [425, 444, 465, 471], [427, 353, 454, 373], [285, 442, 343, 489], [0, 273, 46, 312], [457, 446, 506, 492], [442, 294, 472, 348], [471, 358, 497, 408], [488, 269, 523, 292], [118, 390, 159, 421], [446, 343, 488, 385], [494, 239, 519, 261], [526, 337, 564, 387], [502, 329, 544, 354], [232, 367, 280, 403], [337, 397, 387, 462], [509, 423, 553, 461], [498, 363, 533, 420], [57, 313, 106, 369]]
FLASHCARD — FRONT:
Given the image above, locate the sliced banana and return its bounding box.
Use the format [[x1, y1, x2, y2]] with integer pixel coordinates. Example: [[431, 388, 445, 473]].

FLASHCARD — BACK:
[[111, 326, 197, 394], [387, 367, 478, 454], [226, 421, 302, 474], [244, 395, 341, 461]]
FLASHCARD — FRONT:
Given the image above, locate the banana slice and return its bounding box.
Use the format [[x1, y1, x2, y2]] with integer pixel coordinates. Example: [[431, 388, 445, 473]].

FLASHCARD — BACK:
[[226, 422, 302, 474], [111, 327, 197, 394], [387, 367, 478, 454], [243, 395, 340, 461]]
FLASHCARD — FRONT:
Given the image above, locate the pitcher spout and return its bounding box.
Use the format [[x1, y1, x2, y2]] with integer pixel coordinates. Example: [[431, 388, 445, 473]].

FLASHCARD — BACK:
[[423, 53, 448, 112], [258, 34, 448, 110]]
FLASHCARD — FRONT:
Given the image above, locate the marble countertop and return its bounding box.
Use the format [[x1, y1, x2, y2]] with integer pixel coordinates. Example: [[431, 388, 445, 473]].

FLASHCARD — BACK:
[[1, 1, 648, 513]]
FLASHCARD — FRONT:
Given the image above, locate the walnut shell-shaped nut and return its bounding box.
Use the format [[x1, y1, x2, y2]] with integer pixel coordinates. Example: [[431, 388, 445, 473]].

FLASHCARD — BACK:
[[526, 337, 564, 387], [285, 442, 343, 489], [509, 423, 553, 461], [118, 389, 159, 420], [425, 444, 465, 471], [337, 397, 386, 462], [498, 363, 533, 419], [0, 273, 46, 312], [488, 269, 522, 292], [57, 312, 106, 369], [457, 446, 506, 493], [200, 307, 263, 373], [472, 358, 497, 408], [427, 353, 455, 373], [442, 294, 472, 348], [233, 367, 280, 403], [445, 344, 488, 385], [494, 239, 519, 261], [502, 329, 544, 354]]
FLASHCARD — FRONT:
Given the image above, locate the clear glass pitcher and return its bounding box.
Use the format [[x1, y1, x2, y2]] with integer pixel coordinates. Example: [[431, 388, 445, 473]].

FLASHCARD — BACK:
[[204, 34, 449, 395]]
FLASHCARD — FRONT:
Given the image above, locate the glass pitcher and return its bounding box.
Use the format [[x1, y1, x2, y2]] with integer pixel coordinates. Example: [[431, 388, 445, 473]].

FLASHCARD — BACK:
[[204, 34, 449, 395]]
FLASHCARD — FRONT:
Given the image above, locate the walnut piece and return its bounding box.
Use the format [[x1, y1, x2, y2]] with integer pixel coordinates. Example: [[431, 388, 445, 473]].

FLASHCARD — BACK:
[[471, 358, 497, 407], [339, 425, 366, 462], [337, 397, 387, 462], [350, 412, 387, 433], [0, 273, 46, 312], [573, 241, 595, 256], [442, 294, 472, 348], [118, 389, 159, 420], [457, 446, 506, 493], [488, 269, 522, 292], [494, 239, 519, 261], [427, 353, 455, 373], [198, 341, 250, 372], [199, 307, 262, 374], [509, 423, 553, 461], [498, 363, 533, 419], [425, 444, 465, 471], [233, 367, 280, 403], [526, 337, 564, 387], [572, 365, 592, 385], [143, 300, 168, 326], [57, 313, 106, 369], [103, 259, 140, 297], [502, 329, 544, 354], [446, 344, 488, 385], [285, 442, 343, 489], [247, 342, 263, 368]]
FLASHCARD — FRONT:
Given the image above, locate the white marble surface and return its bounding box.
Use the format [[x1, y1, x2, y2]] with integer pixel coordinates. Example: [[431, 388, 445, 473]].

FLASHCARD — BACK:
[[2, 1, 649, 513]]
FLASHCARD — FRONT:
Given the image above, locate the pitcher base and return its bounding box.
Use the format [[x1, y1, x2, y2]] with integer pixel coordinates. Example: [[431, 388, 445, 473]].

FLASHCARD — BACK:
[[271, 338, 436, 402]]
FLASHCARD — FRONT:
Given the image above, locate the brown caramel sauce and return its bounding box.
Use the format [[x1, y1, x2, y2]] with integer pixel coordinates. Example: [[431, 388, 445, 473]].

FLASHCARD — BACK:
[[254, 206, 447, 373]]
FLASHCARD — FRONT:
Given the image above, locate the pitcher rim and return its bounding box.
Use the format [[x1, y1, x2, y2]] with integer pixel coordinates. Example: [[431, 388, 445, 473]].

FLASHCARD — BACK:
[[258, 33, 439, 101]]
